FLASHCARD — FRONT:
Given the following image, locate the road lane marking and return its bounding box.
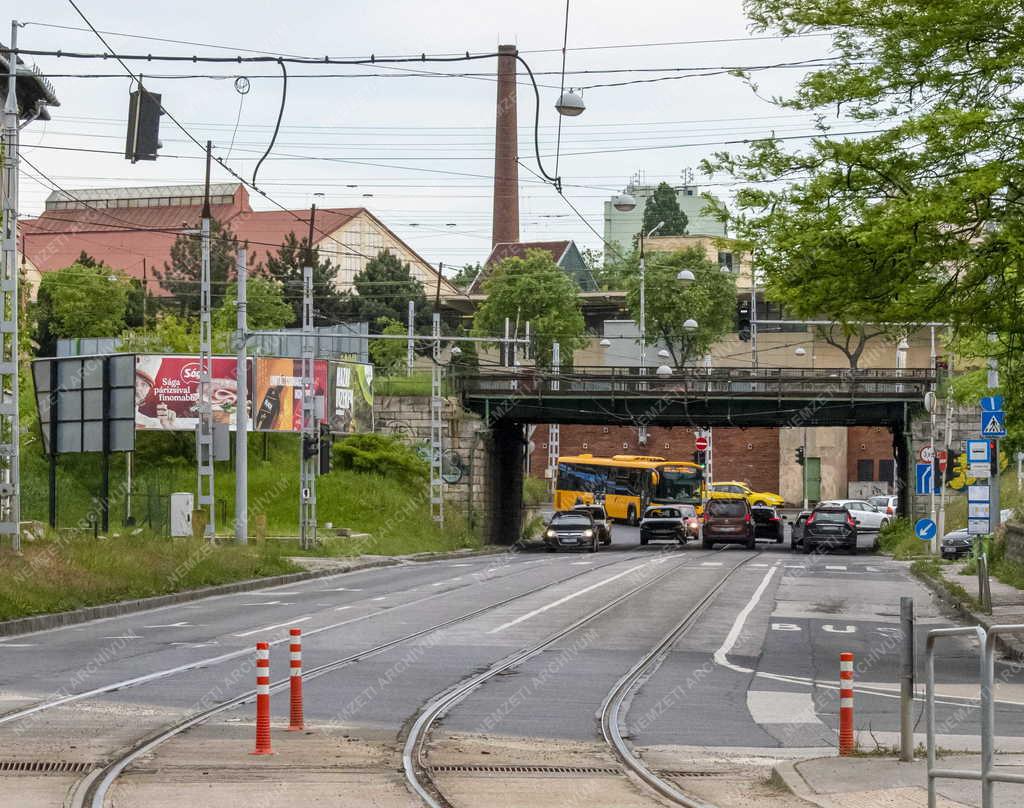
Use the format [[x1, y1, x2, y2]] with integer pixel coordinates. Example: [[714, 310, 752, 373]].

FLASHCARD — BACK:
[[488, 561, 652, 634], [784, 564, 804, 568], [102, 636, 139, 640], [334, 605, 352, 611], [569, 561, 593, 565], [825, 565, 847, 571], [751, 563, 770, 567], [713, 566, 778, 670], [450, 563, 472, 567], [372, 596, 388, 601], [233, 616, 311, 638], [0, 643, 35, 647], [747, 691, 824, 725], [701, 562, 724, 567], [321, 588, 362, 592], [144, 622, 191, 629]]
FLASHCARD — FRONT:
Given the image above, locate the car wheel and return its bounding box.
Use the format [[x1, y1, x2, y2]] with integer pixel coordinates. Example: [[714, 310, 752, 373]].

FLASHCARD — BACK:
[[640, 534, 649, 546], [848, 544, 858, 555], [746, 538, 756, 550], [590, 537, 599, 553], [802, 541, 814, 554], [546, 546, 557, 553], [702, 537, 713, 549], [775, 534, 784, 543]]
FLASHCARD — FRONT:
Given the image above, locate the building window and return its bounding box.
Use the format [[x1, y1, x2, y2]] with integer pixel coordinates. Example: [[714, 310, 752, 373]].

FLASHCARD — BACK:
[[718, 251, 734, 271], [856, 459, 874, 481], [879, 459, 895, 484]]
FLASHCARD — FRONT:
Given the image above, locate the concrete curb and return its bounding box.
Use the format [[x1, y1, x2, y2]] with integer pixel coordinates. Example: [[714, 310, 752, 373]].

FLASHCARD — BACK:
[[910, 562, 1024, 661], [0, 545, 509, 638], [772, 760, 829, 808]]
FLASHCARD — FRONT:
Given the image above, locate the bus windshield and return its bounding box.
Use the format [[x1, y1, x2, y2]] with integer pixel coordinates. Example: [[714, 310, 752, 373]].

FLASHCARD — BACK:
[[655, 465, 702, 503]]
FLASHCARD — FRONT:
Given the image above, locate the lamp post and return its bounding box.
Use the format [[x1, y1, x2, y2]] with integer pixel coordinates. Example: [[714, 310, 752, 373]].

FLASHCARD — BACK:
[[637, 221, 666, 372], [796, 346, 811, 510]]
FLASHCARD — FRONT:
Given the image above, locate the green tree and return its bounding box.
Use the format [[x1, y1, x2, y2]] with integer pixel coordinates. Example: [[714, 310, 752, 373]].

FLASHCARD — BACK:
[[623, 247, 736, 368], [472, 249, 587, 369], [260, 232, 349, 328], [369, 317, 409, 375], [154, 219, 239, 313], [32, 263, 131, 355], [213, 276, 294, 334], [345, 249, 431, 331], [642, 182, 688, 237], [448, 262, 483, 291]]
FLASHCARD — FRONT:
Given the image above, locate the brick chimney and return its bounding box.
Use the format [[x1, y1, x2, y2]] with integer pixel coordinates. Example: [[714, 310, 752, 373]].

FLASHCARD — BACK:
[[491, 45, 519, 247]]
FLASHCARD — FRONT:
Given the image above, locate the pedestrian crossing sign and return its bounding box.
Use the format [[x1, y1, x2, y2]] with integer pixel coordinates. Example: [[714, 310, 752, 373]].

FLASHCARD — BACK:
[[981, 410, 1006, 438]]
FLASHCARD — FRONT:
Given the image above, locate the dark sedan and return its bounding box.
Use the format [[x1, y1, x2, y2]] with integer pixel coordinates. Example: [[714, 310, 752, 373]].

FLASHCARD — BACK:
[[751, 505, 784, 543], [941, 528, 974, 560], [544, 511, 599, 553], [801, 506, 858, 555]]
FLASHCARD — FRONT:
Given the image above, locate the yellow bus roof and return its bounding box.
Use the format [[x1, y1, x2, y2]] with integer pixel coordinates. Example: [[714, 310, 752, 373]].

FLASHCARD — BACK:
[[557, 454, 700, 470]]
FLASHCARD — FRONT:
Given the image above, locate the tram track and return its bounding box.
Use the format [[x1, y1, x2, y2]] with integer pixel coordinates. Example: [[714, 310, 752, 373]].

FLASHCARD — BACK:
[[69, 546, 700, 808], [401, 548, 752, 807]]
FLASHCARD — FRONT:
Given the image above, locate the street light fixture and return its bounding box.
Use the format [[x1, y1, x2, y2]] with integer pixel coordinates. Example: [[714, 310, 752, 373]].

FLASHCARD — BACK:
[[676, 269, 695, 284], [655, 365, 672, 376], [612, 192, 637, 212], [683, 318, 698, 332], [599, 338, 611, 347], [795, 347, 807, 357], [450, 346, 462, 357], [555, 89, 585, 117], [657, 349, 671, 358]]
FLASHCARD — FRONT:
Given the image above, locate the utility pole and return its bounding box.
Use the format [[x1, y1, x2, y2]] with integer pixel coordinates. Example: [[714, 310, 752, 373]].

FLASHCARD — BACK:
[[750, 259, 758, 370], [1, 22, 23, 550], [235, 248, 248, 544], [549, 341, 560, 498], [988, 334, 1001, 533], [938, 352, 954, 541], [430, 311, 444, 525], [299, 206, 317, 549], [406, 299, 415, 376], [196, 141, 215, 540]]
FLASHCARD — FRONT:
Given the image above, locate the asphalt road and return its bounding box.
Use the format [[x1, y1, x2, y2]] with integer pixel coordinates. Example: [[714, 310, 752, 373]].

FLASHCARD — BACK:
[[3, 524, 1024, 806]]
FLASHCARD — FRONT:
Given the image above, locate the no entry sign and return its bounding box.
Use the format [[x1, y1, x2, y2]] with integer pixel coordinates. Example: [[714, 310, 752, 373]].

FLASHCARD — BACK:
[[695, 436, 709, 452]]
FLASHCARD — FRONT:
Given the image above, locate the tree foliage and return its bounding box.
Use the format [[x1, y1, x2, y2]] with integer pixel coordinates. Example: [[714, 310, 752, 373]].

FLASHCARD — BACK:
[[642, 182, 689, 237], [154, 219, 239, 313], [622, 247, 736, 367], [260, 232, 348, 328], [472, 249, 587, 369], [703, 0, 1024, 447], [345, 249, 431, 332], [368, 317, 409, 375], [448, 262, 483, 291], [212, 276, 294, 335], [32, 263, 131, 355]]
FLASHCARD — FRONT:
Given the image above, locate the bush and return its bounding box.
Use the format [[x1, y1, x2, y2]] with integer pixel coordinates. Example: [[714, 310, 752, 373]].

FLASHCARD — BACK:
[[879, 518, 929, 560], [332, 432, 428, 487], [523, 476, 550, 506]]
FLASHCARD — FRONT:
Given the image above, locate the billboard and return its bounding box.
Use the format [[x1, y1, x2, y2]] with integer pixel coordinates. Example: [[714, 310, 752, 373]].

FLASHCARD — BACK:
[[328, 361, 374, 434], [135, 355, 250, 431], [252, 357, 328, 432]]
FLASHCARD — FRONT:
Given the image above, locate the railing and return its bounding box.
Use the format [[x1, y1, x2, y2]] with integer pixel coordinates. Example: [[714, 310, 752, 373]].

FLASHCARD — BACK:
[[926, 624, 1024, 808], [455, 366, 935, 400]]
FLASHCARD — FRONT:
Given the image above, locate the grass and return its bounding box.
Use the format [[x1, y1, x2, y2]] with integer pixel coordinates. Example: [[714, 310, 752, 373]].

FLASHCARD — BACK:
[[912, 556, 981, 610], [0, 534, 299, 621], [522, 476, 551, 507], [944, 469, 1023, 531], [878, 518, 932, 560], [373, 373, 434, 397]]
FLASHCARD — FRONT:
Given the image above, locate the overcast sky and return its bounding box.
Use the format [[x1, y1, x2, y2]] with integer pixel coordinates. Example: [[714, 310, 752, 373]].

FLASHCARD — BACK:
[[15, 0, 833, 271]]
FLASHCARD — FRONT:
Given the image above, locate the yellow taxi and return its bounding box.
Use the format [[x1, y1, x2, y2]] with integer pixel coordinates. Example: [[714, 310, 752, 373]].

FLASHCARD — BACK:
[[707, 481, 785, 508]]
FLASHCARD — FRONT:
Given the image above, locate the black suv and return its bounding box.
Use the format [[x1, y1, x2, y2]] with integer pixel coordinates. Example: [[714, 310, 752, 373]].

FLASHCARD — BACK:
[[751, 505, 784, 543], [544, 511, 599, 553], [801, 505, 858, 555]]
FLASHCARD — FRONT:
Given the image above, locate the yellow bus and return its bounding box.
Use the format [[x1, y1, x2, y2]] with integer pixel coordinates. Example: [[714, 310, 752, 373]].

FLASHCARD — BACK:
[[553, 454, 704, 524]]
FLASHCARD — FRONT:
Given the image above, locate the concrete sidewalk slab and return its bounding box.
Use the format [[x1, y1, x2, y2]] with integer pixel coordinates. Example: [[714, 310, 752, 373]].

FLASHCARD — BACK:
[[777, 754, 1024, 808]]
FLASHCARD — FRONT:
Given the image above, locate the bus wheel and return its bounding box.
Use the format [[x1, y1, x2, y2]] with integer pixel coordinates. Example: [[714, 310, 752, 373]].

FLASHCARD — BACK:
[[627, 506, 637, 526]]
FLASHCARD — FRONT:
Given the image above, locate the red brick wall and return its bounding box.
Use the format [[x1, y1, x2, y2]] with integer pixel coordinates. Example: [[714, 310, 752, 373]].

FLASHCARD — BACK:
[[847, 426, 895, 482], [527, 424, 780, 494]]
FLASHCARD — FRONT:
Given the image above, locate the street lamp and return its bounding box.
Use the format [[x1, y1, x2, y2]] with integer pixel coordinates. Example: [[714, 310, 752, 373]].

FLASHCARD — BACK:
[[555, 89, 585, 117], [639, 220, 666, 372], [612, 192, 637, 213], [655, 364, 672, 376], [683, 318, 698, 332], [599, 338, 611, 347], [450, 346, 462, 357], [796, 346, 810, 510], [677, 269, 695, 284]]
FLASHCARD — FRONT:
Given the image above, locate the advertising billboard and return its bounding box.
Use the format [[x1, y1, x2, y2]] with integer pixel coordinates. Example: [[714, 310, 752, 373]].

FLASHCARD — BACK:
[[328, 361, 374, 434], [252, 357, 328, 432], [135, 355, 250, 431]]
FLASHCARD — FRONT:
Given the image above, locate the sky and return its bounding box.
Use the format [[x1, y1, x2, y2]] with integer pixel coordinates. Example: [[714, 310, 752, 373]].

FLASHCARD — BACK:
[[13, 0, 835, 273]]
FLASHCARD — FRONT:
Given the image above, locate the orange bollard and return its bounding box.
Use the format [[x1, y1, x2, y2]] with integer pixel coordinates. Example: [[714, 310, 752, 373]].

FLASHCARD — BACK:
[[250, 641, 273, 755], [839, 651, 855, 755], [287, 627, 304, 731]]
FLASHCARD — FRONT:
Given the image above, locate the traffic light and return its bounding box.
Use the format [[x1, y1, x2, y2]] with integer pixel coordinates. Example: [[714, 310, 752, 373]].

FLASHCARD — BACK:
[[795, 446, 805, 465], [302, 432, 319, 461], [693, 450, 706, 465], [736, 300, 751, 341], [125, 87, 162, 162], [945, 449, 961, 483], [991, 439, 999, 476], [318, 423, 333, 475]]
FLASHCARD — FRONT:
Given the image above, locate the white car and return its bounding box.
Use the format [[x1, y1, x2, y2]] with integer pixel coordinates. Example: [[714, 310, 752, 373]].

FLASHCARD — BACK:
[[868, 495, 898, 517], [819, 499, 890, 532]]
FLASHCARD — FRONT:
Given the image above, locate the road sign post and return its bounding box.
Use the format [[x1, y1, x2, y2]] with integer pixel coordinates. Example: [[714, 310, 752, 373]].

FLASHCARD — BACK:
[[915, 518, 937, 542], [980, 397, 1005, 535]]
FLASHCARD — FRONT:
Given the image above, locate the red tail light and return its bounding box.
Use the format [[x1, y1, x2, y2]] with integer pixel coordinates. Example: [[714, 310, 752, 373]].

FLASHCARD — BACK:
[[744, 512, 751, 523], [769, 516, 780, 522], [806, 512, 816, 525], [887, 506, 894, 515], [847, 514, 857, 528]]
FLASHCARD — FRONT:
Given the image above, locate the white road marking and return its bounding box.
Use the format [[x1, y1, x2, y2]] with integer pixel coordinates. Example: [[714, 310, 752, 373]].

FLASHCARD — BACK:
[[233, 616, 311, 638], [239, 601, 288, 606], [866, 566, 883, 572], [102, 636, 139, 640], [321, 588, 362, 592], [824, 565, 847, 571], [714, 566, 778, 671], [144, 622, 191, 629], [701, 562, 724, 567], [569, 561, 593, 565], [488, 561, 653, 634], [751, 563, 770, 567], [372, 596, 387, 602], [0, 643, 35, 647], [449, 563, 472, 567], [747, 690, 824, 725], [784, 564, 804, 568], [334, 605, 352, 611]]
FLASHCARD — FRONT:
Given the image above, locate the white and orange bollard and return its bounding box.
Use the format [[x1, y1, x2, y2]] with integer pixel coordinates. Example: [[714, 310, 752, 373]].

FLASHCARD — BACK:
[[251, 641, 273, 755], [287, 627, 304, 731], [839, 651, 855, 755]]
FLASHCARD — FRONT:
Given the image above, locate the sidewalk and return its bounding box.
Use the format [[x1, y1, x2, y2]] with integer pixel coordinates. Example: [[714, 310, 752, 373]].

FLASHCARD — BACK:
[[933, 559, 1024, 658], [778, 754, 1024, 807]]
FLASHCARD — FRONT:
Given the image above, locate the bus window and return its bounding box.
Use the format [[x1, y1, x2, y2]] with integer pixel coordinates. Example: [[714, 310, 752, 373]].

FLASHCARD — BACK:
[[656, 466, 701, 502], [611, 467, 640, 496]]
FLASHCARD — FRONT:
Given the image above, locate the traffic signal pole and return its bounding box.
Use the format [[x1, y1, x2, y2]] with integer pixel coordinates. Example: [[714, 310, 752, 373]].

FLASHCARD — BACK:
[[298, 207, 317, 549]]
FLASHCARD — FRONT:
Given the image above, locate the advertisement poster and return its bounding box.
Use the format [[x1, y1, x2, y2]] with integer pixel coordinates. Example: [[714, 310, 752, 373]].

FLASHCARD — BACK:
[[328, 361, 374, 434], [252, 357, 328, 432], [135, 355, 250, 431]]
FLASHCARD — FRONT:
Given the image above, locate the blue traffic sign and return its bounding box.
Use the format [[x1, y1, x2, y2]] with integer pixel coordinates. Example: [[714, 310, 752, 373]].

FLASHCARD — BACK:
[[915, 463, 939, 495], [981, 410, 1007, 438], [981, 395, 1004, 412], [915, 518, 937, 541]]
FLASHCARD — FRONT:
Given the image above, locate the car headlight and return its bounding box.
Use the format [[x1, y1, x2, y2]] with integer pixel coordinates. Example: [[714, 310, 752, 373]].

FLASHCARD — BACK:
[[546, 530, 556, 538], [583, 529, 594, 537]]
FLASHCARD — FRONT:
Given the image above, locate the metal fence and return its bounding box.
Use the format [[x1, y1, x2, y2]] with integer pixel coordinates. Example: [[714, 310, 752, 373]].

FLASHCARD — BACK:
[[926, 624, 1024, 807]]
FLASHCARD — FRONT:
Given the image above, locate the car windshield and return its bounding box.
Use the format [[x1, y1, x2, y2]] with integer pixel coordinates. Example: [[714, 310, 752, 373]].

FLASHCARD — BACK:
[[655, 467, 701, 502], [868, 496, 890, 508], [647, 508, 680, 519], [575, 507, 605, 519], [813, 510, 848, 524], [552, 515, 590, 528], [751, 508, 776, 523], [707, 500, 746, 517]]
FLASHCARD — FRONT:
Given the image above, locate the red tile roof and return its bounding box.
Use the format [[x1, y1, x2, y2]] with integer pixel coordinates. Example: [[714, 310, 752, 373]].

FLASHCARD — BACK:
[[231, 208, 360, 266], [469, 240, 572, 293]]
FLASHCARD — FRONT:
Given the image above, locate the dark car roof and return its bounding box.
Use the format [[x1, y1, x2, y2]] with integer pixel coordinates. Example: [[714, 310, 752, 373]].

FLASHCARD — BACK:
[[552, 510, 593, 520]]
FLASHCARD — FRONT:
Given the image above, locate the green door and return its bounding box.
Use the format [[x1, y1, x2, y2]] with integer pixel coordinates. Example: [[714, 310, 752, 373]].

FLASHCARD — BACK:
[[805, 457, 822, 502]]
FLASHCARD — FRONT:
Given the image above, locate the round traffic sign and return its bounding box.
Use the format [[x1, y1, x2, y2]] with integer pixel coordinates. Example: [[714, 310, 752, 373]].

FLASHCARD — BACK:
[[936, 449, 948, 473], [914, 518, 937, 541], [695, 436, 709, 452], [919, 446, 935, 463]]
